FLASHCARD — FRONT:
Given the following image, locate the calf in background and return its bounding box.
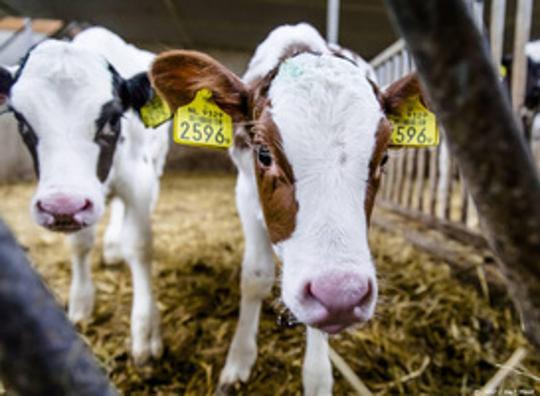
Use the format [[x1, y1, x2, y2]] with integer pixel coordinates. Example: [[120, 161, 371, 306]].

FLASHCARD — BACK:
[[0, 27, 169, 364]]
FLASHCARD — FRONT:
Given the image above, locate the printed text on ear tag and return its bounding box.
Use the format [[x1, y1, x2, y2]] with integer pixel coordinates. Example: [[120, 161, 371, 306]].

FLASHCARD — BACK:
[[173, 88, 233, 149], [140, 93, 172, 128], [387, 95, 439, 148]]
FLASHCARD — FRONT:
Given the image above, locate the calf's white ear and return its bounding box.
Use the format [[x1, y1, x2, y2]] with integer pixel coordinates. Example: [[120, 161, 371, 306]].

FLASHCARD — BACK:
[[0, 67, 14, 105], [150, 50, 250, 122]]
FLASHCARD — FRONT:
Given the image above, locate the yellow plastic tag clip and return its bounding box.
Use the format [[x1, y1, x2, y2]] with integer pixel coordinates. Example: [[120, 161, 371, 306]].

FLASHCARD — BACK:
[[173, 89, 233, 149], [387, 95, 439, 148], [140, 93, 172, 128]]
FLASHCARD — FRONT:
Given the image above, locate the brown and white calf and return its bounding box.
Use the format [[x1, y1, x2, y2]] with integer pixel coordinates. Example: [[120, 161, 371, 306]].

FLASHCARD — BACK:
[[150, 23, 425, 395]]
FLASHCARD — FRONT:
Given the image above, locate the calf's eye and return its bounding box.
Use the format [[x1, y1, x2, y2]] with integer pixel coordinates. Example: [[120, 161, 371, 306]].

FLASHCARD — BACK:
[[257, 145, 273, 167], [380, 152, 389, 167]]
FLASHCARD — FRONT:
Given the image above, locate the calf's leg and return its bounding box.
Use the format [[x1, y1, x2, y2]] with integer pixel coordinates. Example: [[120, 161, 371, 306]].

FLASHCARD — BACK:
[[303, 327, 333, 396], [218, 176, 275, 389], [67, 226, 96, 323], [103, 196, 125, 265], [119, 169, 162, 364]]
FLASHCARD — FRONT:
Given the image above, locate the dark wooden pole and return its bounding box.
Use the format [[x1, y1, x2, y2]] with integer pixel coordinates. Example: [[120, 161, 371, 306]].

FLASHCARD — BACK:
[[0, 219, 117, 396], [383, 0, 540, 349]]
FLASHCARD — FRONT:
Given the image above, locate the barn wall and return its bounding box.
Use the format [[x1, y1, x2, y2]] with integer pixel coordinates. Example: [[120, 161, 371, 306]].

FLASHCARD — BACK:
[[0, 114, 34, 183]]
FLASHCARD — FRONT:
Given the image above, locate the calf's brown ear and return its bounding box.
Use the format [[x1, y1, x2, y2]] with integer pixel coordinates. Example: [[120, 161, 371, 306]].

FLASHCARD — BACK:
[[150, 50, 249, 122], [382, 73, 430, 116]]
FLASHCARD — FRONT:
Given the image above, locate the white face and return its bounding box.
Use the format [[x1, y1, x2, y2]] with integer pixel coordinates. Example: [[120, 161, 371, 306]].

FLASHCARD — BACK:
[[267, 54, 383, 333], [9, 40, 123, 232]]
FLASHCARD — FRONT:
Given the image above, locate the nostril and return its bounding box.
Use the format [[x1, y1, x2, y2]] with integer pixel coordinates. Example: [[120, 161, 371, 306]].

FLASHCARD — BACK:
[[36, 200, 47, 213], [81, 199, 93, 212], [304, 281, 314, 299], [358, 279, 372, 306]]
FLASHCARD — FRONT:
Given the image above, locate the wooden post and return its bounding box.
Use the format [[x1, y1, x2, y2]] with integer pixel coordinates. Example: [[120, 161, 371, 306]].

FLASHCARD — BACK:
[[384, 0, 540, 350], [0, 220, 117, 396]]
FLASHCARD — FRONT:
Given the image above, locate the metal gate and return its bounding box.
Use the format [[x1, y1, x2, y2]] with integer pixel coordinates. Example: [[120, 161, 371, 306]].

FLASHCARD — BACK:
[[371, 0, 535, 246]]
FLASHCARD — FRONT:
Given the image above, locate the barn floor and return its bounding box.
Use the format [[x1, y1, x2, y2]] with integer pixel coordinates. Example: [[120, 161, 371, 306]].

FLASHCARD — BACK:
[[0, 172, 539, 395]]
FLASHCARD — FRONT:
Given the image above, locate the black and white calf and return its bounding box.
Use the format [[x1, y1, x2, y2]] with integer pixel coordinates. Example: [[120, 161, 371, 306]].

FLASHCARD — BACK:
[[0, 27, 169, 364]]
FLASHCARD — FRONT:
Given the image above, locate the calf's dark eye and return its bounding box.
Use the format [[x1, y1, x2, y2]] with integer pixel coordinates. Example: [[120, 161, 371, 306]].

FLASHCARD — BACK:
[[257, 145, 273, 167], [380, 152, 389, 167]]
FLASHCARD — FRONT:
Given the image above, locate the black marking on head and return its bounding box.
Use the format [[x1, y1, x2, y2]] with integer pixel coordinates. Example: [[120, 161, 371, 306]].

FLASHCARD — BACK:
[[108, 64, 125, 106], [123, 71, 152, 112], [107, 64, 152, 112], [12, 110, 39, 178], [94, 100, 123, 182]]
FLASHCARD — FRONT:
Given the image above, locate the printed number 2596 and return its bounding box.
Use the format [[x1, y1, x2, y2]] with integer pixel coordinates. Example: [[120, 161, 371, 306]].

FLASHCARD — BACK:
[[179, 121, 225, 144]]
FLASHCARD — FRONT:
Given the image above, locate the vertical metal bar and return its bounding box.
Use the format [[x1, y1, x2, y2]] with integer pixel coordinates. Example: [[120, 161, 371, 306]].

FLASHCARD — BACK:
[[459, 173, 469, 224], [511, 0, 533, 113], [393, 150, 406, 204], [415, 147, 427, 211], [428, 146, 439, 216], [327, 0, 341, 44], [442, 156, 454, 220], [490, 0, 506, 63], [404, 149, 417, 207]]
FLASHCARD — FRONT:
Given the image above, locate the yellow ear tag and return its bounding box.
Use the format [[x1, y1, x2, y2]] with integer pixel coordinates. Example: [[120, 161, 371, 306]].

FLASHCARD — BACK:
[[500, 64, 508, 78], [139, 93, 172, 128], [387, 95, 439, 148], [173, 89, 233, 149]]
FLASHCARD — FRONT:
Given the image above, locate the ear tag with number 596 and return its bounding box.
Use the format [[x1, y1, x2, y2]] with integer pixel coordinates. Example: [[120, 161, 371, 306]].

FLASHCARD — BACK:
[[387, 95, 439, 148], [173, 89, 233, 149]]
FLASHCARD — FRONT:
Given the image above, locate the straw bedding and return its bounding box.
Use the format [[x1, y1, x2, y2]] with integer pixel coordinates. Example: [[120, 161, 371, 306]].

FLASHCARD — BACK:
[[0, 172, 538, 395]]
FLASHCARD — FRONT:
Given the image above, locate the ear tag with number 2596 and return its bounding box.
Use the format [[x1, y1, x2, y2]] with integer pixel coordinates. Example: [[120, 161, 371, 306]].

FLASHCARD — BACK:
[[387, 95, 439, 148], [173, 89, 233, 149]]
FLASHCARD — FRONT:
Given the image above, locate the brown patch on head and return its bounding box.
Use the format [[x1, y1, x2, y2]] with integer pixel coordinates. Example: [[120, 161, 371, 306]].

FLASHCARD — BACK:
[[365, 118, 391, 222], [253, 110, 298, 243], [149, 49, 299, 242], [150, 50, 249, 123]]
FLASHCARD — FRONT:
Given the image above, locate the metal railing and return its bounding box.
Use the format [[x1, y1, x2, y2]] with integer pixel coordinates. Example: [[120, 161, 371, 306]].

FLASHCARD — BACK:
[[372, 0, 534, 241]]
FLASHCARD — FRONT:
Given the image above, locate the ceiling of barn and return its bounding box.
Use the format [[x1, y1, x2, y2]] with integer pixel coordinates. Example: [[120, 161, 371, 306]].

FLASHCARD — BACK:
[[0, 0, 539, 60], [0, 0, 398, 59]]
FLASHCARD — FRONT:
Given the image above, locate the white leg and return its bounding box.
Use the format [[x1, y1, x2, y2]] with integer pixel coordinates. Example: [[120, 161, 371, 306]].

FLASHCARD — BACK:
[[103, 196, 125, 265], [67, 226, 96, 323], [303, 327, 333, 396], [218, 176, 275, 390], [121, 192, 162, 365]]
